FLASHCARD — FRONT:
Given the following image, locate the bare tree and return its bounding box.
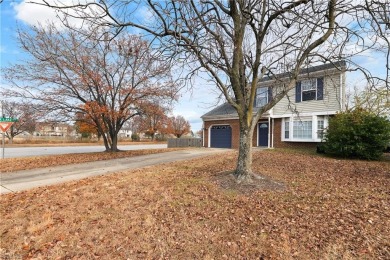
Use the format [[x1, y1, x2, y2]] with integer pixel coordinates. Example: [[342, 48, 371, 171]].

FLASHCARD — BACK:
[[3, 24, 178, 152], [136, 102, 170, 141], [1, 101, 38, 143], [351, 86, 390, 116], [23, 1, 390, 181], [167, 115, 191, 138]]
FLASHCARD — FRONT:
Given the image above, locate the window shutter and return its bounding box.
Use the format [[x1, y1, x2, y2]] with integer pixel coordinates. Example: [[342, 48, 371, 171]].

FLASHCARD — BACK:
[[317, 77, 324, 100], [295, 81, 301, 103], [268, 87, 273, 103]]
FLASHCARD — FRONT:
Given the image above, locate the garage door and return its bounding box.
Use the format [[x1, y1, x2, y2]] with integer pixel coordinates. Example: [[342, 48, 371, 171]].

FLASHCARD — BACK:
[[210, 125, 232, 148]]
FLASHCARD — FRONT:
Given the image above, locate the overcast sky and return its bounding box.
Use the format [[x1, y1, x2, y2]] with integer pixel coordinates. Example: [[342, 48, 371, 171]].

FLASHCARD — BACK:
[[1, 0, 388, 131]]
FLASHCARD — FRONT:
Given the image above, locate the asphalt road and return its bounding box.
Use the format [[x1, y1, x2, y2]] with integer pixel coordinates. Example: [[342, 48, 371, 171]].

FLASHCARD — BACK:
[[0, 148, 229, 194], [1, 144, 167, 158]]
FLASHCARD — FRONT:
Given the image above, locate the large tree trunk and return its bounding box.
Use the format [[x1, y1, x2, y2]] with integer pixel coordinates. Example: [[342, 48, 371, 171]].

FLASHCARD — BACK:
[[110, 133, 119, 152], [234, 120, 254, 183], [102, 133, 110, 151]]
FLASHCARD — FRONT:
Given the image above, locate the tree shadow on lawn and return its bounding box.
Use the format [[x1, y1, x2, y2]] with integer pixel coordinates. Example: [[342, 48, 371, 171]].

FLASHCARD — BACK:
[[212, 171, 286, 195]]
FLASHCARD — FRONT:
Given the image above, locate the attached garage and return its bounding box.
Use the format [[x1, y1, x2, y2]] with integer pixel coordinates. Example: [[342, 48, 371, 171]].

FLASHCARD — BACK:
[[210, 125, 232, 148]]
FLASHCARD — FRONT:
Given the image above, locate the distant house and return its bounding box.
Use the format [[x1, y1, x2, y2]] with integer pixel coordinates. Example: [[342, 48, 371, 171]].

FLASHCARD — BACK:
[[118, 128, 132, 138], [34, 122, 74, 137], [201, 61, 346, 149]]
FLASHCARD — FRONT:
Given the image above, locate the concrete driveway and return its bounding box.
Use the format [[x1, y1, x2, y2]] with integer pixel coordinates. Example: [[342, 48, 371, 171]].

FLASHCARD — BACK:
[[0, 148, 230, 194]]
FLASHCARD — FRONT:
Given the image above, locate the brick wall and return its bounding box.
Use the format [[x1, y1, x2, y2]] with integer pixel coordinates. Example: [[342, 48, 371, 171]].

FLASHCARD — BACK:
[[204, 118, 319, 150], [273, 118, 318, 149], [203, 119, 267, 149], [203, 119, 240, 149]]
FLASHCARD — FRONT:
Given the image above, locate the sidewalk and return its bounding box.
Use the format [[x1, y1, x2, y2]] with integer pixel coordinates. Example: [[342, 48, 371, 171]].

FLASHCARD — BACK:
[[0, 148, 230, 194]]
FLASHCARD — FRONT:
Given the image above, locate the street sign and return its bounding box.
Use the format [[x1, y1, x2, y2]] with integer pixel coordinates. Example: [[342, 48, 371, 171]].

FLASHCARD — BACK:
[[0, 117, 17, 159], [0, 122, 13, 133], [0, 117, 18, 122]]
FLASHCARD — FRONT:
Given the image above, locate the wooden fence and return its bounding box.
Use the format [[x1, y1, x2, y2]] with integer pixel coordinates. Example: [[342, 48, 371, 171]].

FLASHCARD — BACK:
[[167, 138, 202, 148]]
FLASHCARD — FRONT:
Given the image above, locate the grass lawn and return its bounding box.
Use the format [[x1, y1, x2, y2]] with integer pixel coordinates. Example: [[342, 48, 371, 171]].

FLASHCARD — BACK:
[[1, 149, 389, 259]]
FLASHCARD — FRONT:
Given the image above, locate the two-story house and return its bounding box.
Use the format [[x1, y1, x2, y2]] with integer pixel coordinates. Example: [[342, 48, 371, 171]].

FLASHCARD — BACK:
[[35, 122, 74, 137], [201, 61, 346, 149]]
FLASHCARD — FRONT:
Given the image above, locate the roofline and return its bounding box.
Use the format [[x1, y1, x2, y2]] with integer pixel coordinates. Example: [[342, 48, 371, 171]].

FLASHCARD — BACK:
[[200, 61, 346, 120], [201, 110, 271, 120], [260, 60, 346, 83]]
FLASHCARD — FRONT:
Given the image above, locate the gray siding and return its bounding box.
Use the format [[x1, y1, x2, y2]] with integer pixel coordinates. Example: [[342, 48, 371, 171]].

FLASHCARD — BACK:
[[272, 71, 343, 116]]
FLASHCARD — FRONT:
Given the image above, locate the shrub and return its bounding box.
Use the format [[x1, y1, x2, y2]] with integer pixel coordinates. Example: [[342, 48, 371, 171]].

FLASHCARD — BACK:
[[131, 133, 140, 141], [155, 134, 168, 141], [323, 109, 390, 160]]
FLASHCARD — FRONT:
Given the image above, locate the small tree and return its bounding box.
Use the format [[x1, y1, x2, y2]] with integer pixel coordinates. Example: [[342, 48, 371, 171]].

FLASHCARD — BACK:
[[136, 103, 169, 141], [352, 86, 390, 116], [323, 109, 390, 160], [131, 133, 140, 141], [2, 101, 38, 143], [75, 112, 98, 140], [167, 115, 191, 138]]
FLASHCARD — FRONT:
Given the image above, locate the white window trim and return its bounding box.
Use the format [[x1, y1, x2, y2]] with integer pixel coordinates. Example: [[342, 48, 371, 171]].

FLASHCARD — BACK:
[[301, 78, 319, 102], [283, 120, 290, 140], [282, 115, 328, 142]]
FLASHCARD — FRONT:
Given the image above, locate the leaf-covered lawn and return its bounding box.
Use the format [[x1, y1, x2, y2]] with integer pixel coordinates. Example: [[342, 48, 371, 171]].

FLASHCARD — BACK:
[[1, 150, 389, 259], [0, 148, 182, 173]]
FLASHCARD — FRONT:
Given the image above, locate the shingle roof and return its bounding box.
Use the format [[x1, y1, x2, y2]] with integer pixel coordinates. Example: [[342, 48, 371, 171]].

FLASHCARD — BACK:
[[201, 102, 237, 118], [261, 60, 346, 82], [201, 61, 346, 119]]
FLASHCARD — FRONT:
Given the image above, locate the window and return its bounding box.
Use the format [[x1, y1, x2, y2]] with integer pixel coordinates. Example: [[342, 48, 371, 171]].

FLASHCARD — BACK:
[[255, 87, 268, 107], [301, 79, 317, 101], [295, 78, 324, 102], [293, 121, 312, 139], [317, 119, 325, 139], [284, 121, 290, 139], [283, 116, 328, 141]]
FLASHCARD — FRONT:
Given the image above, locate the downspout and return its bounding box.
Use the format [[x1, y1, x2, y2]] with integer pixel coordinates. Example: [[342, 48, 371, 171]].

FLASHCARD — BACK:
[[202, 122, 205, 147], [340, 71, 344, 111], [271, 117, 274, 148], [208, 125, 210, 148]]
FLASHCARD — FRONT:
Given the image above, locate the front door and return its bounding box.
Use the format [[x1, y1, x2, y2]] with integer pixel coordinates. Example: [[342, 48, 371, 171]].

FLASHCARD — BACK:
[[258, 122, 269, 147]]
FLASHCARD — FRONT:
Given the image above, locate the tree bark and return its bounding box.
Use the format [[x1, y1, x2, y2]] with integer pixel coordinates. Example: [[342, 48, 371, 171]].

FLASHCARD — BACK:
[[102, 133, 110, 151], [234, 119, 254, 183], [110, 134, 118, 152]]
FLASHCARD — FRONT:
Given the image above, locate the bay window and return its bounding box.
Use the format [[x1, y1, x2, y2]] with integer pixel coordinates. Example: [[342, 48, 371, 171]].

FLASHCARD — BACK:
[[293, 121, 312, 139], [282, 115, 328, 141]]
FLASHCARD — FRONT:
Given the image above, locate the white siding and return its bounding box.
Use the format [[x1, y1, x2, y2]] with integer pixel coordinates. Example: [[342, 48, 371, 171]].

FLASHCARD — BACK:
[[272, 72, 343, 116]]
